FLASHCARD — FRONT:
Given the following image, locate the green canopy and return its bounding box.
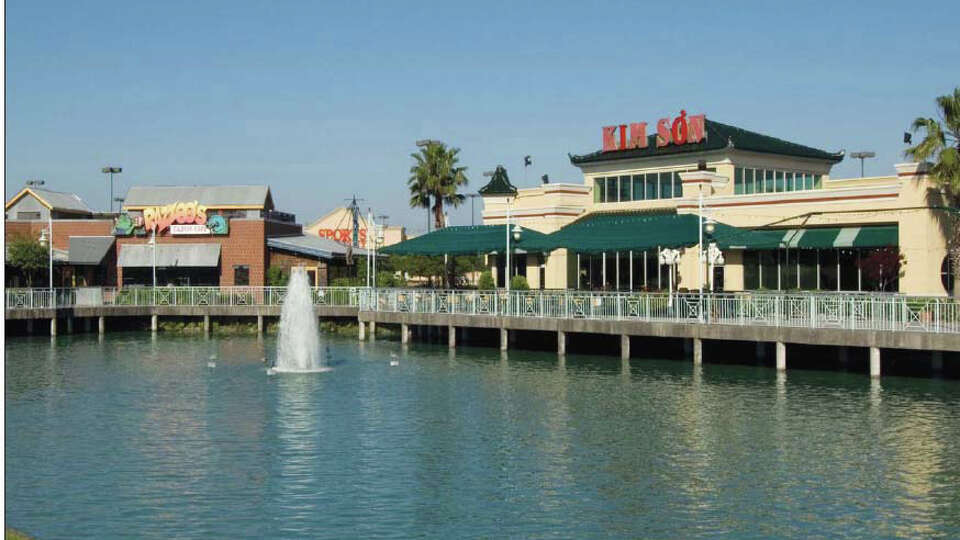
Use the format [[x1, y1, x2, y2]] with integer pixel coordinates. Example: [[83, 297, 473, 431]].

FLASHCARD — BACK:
[[724, 225, 898, 250], [379, 225, 550, 256], [525, 212, 750, 254]]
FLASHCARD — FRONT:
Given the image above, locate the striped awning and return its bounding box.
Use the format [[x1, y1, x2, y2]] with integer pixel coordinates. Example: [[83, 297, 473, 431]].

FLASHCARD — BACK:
[[725, 225, 898, 250]]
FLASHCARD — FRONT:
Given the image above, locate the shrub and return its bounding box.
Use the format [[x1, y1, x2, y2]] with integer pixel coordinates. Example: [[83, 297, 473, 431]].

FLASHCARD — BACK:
[[510, 275, 530, 290], [478, 270, 495, 290]]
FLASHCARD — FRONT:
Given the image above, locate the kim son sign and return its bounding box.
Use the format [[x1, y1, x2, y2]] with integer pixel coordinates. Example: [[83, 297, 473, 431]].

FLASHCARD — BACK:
[[602, 110, 706, 152]]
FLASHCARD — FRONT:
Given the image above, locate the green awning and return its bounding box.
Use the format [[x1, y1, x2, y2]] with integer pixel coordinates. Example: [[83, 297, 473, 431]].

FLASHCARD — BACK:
[[379, 225, 550, 256], [725, 225, 898, 250], [529, 212, 749, 254]]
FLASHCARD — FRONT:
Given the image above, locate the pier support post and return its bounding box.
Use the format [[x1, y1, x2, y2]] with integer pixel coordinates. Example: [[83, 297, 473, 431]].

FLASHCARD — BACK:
[[203, 315, 210, 337], [870, 347, 881, 378], [776, 342, 786, 371], [448, 325, 456, 349], [368, 321, 376, 341], [257, 315, 264, 334], [358, 318, 366, 340], [26, 319, 33, 335], [401, 324, 409, 344], [66, 317, 73, 334], [98, 316, 105, 335], [151, 314, 158, 333], [693, 338, 702, 365], [50, 318, 57, 336], [620, 334, 630, 360], [932, 351, 944, 374], [500, 328, 508, 351], [557, 331, 566, 356]]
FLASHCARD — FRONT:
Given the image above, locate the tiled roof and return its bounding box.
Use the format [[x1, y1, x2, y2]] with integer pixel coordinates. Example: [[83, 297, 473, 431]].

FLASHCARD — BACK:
[[123, 185, 272, 208]]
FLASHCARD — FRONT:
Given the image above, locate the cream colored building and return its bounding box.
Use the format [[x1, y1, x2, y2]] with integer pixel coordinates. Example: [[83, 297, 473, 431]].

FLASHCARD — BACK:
[[481, 116, 954, 295], [304, 206, 406, 250]]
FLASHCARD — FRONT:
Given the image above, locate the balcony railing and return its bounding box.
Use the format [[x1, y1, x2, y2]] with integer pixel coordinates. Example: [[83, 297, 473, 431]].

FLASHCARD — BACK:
[[5, 287, 959, 334]]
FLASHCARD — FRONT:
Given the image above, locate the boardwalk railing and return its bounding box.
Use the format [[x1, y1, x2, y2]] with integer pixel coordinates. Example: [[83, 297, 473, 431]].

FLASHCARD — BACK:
[[6, 287, 960, 334], [5, 287, 363, 310], [360, 289, 960, 335]]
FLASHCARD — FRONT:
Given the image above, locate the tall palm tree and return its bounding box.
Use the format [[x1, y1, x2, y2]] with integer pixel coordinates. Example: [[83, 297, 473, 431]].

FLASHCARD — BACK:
[[408, 142, 469, 230], [906, 87, 960, 296]]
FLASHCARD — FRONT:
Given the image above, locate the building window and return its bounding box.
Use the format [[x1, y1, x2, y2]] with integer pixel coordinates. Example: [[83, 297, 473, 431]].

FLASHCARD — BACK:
[[606, 177, 619, 202], [234, 265, 250, 286], [632, 175, 645, 201], [594, 178, 605, 203], [943, 256, 956, 294], [619, 175, 631, 202]]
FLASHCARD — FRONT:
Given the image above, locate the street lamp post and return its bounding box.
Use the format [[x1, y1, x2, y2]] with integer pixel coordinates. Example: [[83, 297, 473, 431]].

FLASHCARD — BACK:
[[148, 229, 157, 289], [102, 166, 122, 213], [659, 248, 681, 308]]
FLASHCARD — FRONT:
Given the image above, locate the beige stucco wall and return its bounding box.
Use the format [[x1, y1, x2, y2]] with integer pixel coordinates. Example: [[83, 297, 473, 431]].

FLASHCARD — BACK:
[[481, 151, 950, 295], [304, 207, 406, 248]]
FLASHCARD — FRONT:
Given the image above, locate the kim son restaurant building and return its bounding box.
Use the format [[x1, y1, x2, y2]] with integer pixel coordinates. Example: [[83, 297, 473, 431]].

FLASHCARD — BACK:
[[5, 184, 367, 288], [467, 110, 955, 295]]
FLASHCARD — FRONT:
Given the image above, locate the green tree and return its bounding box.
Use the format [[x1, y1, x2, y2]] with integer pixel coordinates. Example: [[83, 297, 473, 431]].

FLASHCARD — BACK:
[[408, 142, 469, 231], [7, 235, 47, 287], [266, 266, 288, 286], [906, 87, 960, 295]]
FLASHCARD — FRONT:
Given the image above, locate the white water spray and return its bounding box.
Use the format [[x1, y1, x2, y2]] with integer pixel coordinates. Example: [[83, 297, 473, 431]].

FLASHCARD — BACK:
[[274, 267, 328, 373]]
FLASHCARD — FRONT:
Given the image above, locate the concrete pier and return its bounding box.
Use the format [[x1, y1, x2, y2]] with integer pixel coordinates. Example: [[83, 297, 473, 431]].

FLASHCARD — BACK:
[[620, 334, 630, 360], [151, 314, 158, 333], [500, 328, 508, 351], [50, 318, 57, 336], [257, 315, 264, 334], [776, 342, 786, 371], [557, 330, 566, 356], [98, 316, 105, 335], [358, 318, 366, 340], [401, 323, 409, 344], [870, 347, 881, 378], [368, 321, 376, 341], [693, 338, 702, 365], [448, 325, 456, 348], [203, 315, 210, 337]]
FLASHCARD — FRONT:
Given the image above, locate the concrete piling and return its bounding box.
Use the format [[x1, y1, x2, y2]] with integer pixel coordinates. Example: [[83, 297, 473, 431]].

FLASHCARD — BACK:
[[448, 325, 456, 349], [776, 342, 786, 371], [50, 318, 57, 336], [557, 330, 566, 356], [870, 347, 881, 378], [500, 328, 508, 351], [368, 321, 376, 341], [693, 338, 702, 365], [358, 318, 366, 340], [621, 334, 630, 360], [257, 315, 264, 334], [151, 314, 158, 333], [203, 315, 210, 337], [401, 323, 409, 344], [98, 316, 105, 335]]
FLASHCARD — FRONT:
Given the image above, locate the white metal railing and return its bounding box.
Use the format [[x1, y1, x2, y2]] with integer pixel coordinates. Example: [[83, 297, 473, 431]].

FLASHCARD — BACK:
[[358, 289, 960, 335], [6, 287, 960, 335], [5, 287, 363, 310]]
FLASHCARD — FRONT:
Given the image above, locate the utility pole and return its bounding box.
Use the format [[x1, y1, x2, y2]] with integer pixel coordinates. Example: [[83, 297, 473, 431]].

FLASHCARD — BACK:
[[102, 166, 122, 213]]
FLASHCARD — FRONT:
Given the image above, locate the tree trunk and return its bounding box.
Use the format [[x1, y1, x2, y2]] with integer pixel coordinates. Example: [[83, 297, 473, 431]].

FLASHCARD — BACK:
[[434, 198, 444, 230]]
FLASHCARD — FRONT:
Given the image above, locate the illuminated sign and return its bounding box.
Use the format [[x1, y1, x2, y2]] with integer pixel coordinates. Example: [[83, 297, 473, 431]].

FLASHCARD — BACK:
[[317, 228, 367, 245], [113, 202, 229, 236], [602, 110, 706, 152]]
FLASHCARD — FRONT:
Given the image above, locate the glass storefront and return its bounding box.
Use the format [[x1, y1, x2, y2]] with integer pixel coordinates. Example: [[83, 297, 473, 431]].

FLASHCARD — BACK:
[[742, 248, 899, 292]]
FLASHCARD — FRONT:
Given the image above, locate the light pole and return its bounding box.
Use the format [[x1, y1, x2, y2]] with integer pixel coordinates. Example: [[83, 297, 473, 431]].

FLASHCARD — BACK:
[[102, 166, 122, 213], [39, 225, 53, 291], [850, 151, 875, 178], [659, 248, 680, 308], [148, 228, 157, 288]]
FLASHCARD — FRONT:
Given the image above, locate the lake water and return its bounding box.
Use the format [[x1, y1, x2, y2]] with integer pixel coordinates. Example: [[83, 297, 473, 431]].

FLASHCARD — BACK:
[[6, 333, 960, 538]]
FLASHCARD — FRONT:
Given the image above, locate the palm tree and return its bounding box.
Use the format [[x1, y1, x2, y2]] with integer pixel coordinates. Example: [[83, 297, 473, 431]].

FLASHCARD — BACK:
[[408, 142, 469, 230], [906, 87, 960, 296]]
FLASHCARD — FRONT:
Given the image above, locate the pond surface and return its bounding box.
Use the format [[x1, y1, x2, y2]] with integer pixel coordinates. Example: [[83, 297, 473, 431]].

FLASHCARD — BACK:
[[6, 333, 960, 538]]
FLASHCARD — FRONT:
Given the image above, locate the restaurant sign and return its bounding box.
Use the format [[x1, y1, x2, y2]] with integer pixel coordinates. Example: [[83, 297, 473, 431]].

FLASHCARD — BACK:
[[317, 228, 367, 245], [113, 201, 229, 236], [602, 110, 706, 152]]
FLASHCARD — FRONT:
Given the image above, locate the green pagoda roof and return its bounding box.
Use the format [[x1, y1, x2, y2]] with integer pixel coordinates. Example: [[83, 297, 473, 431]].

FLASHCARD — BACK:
[[569, 119, 844, 165], [478, 166, 518, 196]]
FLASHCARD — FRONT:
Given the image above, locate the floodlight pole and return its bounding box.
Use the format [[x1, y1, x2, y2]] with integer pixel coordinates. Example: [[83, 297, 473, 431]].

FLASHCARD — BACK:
[[48, 215, 54, 290], [505, 198, 511, 292]]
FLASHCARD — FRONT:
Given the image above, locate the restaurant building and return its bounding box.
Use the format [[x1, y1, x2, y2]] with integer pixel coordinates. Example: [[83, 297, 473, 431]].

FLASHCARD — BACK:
[[474, 111, 954, 295]]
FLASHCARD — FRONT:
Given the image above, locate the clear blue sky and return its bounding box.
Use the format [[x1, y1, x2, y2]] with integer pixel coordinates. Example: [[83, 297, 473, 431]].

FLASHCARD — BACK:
[[6, 0, 959, 234]]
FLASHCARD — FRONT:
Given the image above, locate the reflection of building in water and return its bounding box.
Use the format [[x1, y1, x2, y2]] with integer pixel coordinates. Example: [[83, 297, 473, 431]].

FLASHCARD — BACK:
[[888, 400, 948, 538]]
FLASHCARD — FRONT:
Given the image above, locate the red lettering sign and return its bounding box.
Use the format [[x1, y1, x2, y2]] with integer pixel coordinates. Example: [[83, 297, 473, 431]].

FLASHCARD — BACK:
[[603, 111, 706, 152], [317, 228, 367, 245]]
